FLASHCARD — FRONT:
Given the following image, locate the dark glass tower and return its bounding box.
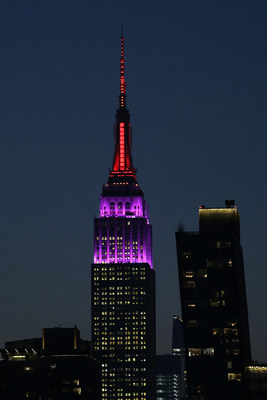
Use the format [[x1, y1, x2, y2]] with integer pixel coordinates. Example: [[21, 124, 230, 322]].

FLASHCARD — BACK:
[[176, 203, 251, 400], [91, 33, 155, 400]]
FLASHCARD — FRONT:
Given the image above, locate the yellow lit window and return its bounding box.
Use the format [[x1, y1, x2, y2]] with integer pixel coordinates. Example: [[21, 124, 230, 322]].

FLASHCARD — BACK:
[[228, 373, 242, 381]]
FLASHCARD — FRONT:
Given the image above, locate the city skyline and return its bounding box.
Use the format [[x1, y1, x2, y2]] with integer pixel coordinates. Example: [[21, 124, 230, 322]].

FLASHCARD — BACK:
[[0, 0, 266, 363]]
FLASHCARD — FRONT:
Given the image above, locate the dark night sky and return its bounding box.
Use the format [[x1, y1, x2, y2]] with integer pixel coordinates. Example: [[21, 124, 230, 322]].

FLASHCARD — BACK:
[[0, 1, 266, 361]]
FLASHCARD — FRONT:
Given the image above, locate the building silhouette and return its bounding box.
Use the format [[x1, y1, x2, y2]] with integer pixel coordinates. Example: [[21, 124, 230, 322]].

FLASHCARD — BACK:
[[172, 316, 187, 399], [0, 326, 100, 399], [156, 355, 183, 400], [176, 202, 251, 400], [91, 32, 156, 400], [172, 316, 184, 356], [155, 317, 187, 400], [244, 364, 267, 400]]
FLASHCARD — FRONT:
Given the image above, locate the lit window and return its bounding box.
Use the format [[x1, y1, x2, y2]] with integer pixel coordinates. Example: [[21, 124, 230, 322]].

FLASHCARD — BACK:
[[232, 349, 240, 356], [188, 348, 214, 357], [187, 320, 199, 327], [217, 240, 231, 248], [212, 328, 222, 336], [183, 279, 196, 288], [24, 366, 33, 372], [184, 271, 195, 278], [197, 269, 207, 278], [183, 251, 194, 259], [228, 373, 242, 381], [210, 299, 226, 307], [224, 328, 238, 336], [187, 303, 196, 308]]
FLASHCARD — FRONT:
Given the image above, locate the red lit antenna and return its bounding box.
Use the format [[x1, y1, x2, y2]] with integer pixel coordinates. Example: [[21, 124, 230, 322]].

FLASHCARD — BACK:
[[120, 26, 126, 108], [109, 28, 137, 183]]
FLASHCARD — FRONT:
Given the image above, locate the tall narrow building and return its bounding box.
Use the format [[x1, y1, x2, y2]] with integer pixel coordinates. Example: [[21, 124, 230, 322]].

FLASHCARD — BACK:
[[91, 33, 156, 400], [172, 316, 187, 399], [176, 202, 251, 400], [172, 315, 184, 356]]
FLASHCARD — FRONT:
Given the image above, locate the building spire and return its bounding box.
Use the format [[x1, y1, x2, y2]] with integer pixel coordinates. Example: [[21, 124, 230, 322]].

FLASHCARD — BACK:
[[119, 27, 126, 108], [107, 30, 138, 186]]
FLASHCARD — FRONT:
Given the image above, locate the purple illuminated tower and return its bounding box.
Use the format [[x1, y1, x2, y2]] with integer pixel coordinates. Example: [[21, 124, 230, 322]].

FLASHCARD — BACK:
[[91, 32, 155, 400]]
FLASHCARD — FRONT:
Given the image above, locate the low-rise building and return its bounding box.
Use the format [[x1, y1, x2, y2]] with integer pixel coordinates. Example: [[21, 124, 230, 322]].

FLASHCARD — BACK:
[[0, 326, 101, 399]]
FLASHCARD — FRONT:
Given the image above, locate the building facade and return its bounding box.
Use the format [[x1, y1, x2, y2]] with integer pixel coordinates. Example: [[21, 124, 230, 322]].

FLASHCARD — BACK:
[[91, 33, 156, 400], [176, 202, 251, 400], [0, 327, 101, 399]]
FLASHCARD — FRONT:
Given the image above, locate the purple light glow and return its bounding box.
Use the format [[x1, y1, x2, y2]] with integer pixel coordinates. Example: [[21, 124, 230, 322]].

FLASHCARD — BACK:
[[93, 32, 153, 269], [99, 195, 149, 221], [94, 194, 153, 268]]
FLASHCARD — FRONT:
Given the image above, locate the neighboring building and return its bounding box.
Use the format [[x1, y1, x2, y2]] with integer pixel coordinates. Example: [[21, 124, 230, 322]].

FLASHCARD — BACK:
[[172, 316, 187, 399], [156, 355, 183, 400], [176, 202, 251, 400], [155, 317, 187, 400], [172, 316, 184, 355], [0, 326, 101, 399], [91, 32, 156, 400], [244, 364, 267, 400]]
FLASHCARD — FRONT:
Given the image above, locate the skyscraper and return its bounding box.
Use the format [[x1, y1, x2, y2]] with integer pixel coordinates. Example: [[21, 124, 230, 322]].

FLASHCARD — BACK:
[[176, 202, 251, 400], [91, 32, 156, 400]]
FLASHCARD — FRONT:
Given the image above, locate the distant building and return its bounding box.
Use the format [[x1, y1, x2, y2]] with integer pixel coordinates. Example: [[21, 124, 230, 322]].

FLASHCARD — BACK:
[[0, 326, 101, 399], [244, 364, 267, 400], [172, 316, 187, 399], [172, 316, 184, 355], [155, 317, 187, 400], [176, 202, 251, 400], [156, 355, 183, 400]]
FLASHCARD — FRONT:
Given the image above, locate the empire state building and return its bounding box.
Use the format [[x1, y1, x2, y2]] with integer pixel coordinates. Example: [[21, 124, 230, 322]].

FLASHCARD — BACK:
[[91, 33, 156, 400]]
